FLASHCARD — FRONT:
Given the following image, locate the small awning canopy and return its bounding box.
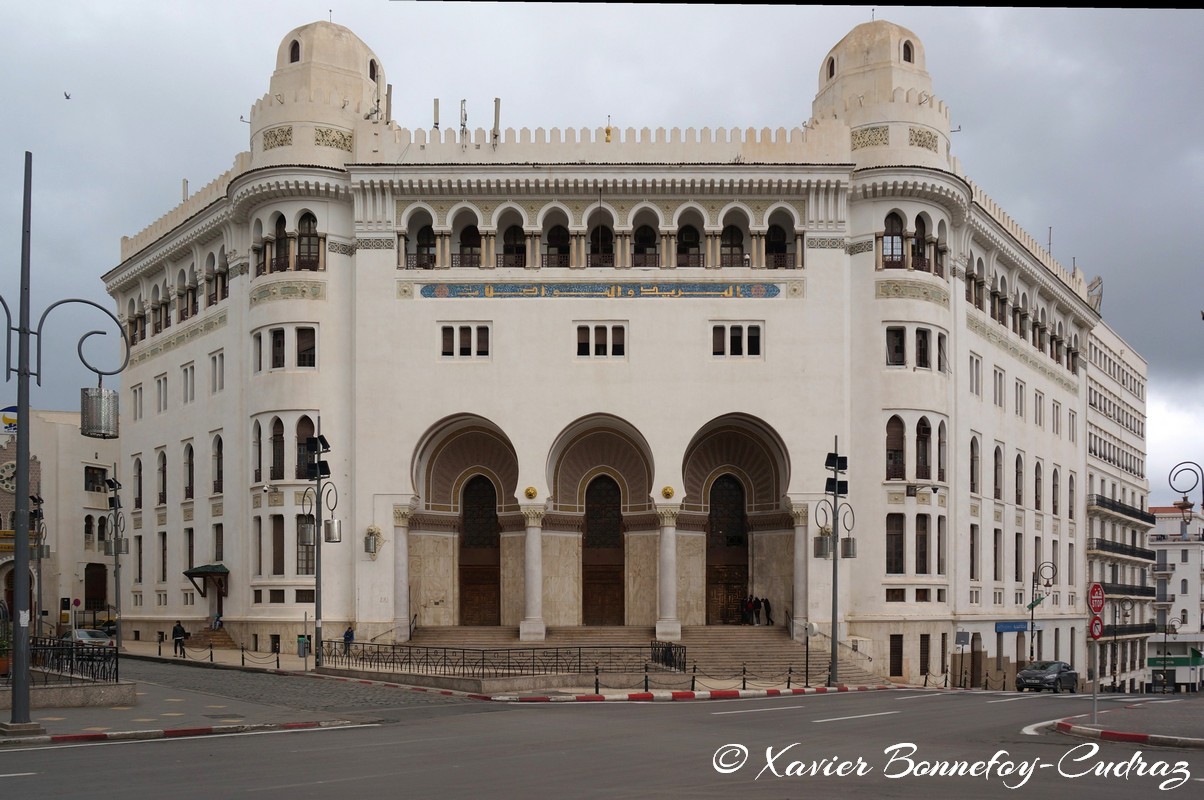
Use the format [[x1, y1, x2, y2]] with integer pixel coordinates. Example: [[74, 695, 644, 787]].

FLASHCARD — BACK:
[[184, 564, 229, 597]]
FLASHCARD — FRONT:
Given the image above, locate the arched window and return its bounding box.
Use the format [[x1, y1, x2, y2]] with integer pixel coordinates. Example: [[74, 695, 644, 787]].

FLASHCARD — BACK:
[[1015, 455, 1024, 506], [157, 451, 167, 505], [719, 225, 744, 268], [297, 213, 321, 271], [545, 225, 570, 268], [461, 475, 499, 549], [915, 418, 931, 480], [1034, 463, 1043, 511], [903, 41, 914, 63], [84, 515, 94, 545], [994, 447, 1004, 501], [827, 57, 835, 80], [970, 438, 980, 495], [584, 476, 623, 549], [457, 225, 481, 268], [937, 422, 947, 481], [1052, 469, 1060, 516], [502, 225, 525, 268], [766, 225, 789, 269], [270, 418, 284, 481], [134, 458, 143, 509], [883, 213, 904, 268], [589, 225, 614, 268], [415, 225, 436, 269], [272, 217, 289, 272], [886, 416, 906, 480], [289, 40, 300, 63], [97, 515, 107, 543], [1068, 475, 1076, 520], [213, 436, 224, 494], [633, 225, 657, 268], [677, 225, 702, 268], [912, 217, 928, 271], [708, 474, 747, 550], [295, 416, 315, 480], [252, 422, 263, 483], [183, 444, 195, 499], [369, 59, 377, 82]]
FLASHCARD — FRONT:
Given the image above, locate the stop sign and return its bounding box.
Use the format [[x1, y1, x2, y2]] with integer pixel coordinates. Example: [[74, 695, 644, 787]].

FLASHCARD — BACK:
[[1088, 582, 1106, 614], [1090, 614, 1104, 640]]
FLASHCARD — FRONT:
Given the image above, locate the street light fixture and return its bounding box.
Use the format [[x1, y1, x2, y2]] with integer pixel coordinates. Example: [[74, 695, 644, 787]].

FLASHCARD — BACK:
[[27, 496, 49, 638], [299, 418, 339, 668], [1110, 597, 1133, 692], [2, 153, 130, 736], [1028, 561, 1057, 663], [103, 473, 127, 651], [815, 437, 855, 687], [1159, 616, 1181, 694], [1169, 461, 1202, 529]]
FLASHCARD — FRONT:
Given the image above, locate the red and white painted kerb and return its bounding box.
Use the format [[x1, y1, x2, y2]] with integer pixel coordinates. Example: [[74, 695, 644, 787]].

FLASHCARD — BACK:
[[492, 684, 894, 703]]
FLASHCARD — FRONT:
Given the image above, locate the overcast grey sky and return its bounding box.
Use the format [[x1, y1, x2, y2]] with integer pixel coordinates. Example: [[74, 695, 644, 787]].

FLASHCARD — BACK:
[[2, 3, 1200, 503]]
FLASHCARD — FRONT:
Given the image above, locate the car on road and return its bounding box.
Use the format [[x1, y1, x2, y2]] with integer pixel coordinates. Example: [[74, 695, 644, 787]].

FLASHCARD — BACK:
[[1015, 660, 1077, 692], [61, 629, 115, 648]]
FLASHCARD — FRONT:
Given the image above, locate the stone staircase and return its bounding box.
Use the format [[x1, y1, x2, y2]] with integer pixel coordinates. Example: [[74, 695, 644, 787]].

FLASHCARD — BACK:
[[406, 625, 885, 686], [185, 627, 238, 650]]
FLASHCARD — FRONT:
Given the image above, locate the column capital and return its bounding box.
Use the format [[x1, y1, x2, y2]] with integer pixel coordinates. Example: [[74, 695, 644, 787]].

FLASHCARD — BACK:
[[790, 502, 809, 526], [655, 505, 680, 526], [393, 498, 418, 526], [521, 505, 546, 526]]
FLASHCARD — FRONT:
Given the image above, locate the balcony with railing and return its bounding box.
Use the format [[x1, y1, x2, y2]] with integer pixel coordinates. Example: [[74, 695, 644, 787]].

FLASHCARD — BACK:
[[587, 253, 614, 269], [1152, 593, 1176, 605], [1152, 561, 1176, 576], [1086, 537, 1156, 562], [766, 253, 792, 270], [631, 253, 658, 269], [676, 254, 704, 269], [497, 254, 526, 269], [405, 253, 436, 270], [1098, 582, 1155, 598], [213, 478, 223, 494], [451, 253, 481, 269], [1102, 621, 1157, 637], [1086, 494, 1157, 525], [542, 253, 570, 269]]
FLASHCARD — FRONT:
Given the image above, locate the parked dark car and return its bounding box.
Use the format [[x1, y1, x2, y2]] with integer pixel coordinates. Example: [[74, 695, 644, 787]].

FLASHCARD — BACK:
[[1016, 660, 1077, 692]]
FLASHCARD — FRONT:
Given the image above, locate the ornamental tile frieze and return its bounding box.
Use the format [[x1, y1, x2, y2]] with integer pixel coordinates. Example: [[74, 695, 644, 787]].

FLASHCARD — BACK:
[[875, 279, 950, 309], [355, 237, 395, 249], [328, 240, 355, 257], [418, 281, 781, 300], [851, 126, 889, 150], [248, 281, 326, 308], [847, 240, 874, 255], [909, 127, 939, 152], [314, 127, 353, 152], [808, 237, 845, 249], [130, 310, 228, 366], [262, 126, 293, 150], [966, 314, 1077, 392]]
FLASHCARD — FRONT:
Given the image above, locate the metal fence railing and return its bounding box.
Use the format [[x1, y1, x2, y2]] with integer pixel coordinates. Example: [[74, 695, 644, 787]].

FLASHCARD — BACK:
[[27, 637, 120, 684]]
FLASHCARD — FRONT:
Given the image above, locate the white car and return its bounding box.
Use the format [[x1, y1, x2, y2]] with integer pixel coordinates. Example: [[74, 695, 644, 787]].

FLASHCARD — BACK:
[[61, 629, 115, 648]]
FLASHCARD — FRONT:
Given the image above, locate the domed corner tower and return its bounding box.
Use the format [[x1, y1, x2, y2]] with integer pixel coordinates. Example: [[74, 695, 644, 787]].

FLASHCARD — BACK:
[[811, 20, 953, 172], [248, 21, 388, 170]]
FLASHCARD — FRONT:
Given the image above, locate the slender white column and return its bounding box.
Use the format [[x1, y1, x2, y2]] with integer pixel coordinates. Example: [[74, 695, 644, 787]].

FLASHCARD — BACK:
[[791, 504, 809, 642], [519, 506, 546, 641], [393, 506, 412, 642], [655, 505, 681, 641]]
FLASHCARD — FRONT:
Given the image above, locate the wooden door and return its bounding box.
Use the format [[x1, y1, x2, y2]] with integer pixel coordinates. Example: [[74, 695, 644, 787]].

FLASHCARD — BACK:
[[583, 565, 624, 626], [460, 566, 500, 626], [706, 565, 747, 625]]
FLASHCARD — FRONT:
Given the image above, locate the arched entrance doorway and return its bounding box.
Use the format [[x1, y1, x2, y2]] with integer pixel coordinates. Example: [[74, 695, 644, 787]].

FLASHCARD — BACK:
[[706, 475, 748, 625], [459, 475, 501, 625], [582, 475, 624, 625]]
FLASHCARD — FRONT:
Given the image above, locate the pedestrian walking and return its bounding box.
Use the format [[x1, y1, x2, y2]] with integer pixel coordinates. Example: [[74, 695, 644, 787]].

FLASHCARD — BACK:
[[763, 597, 774, 626], [172, 620, 186, 657], [343, 625, 355, 655], [743, 595, 754, 625], [753, 596, 763, 625]]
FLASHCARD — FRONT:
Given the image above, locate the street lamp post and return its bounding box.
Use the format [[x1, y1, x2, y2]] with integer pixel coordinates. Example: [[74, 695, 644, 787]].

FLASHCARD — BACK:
[[1110, 597, 1133, 692], [815, 437, 855, 687], [2, 153, 129, 735], [1169, 462, 1201, 535], [299, 417, 338, 669], [103, 471, 127, 651], [1160, 617, 1181, 694], [28, 496, 49, 637], [1028, 561, 1056, 663]]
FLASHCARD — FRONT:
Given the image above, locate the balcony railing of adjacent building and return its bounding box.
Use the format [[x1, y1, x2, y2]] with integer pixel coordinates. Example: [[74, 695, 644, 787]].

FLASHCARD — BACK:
[[1086, 494, 1157, 525], [1152, 561, 1176, 575], [1102, 621, 1157, 637], [1086, 537, 1156, 561], [1149, 532, 1204, 543], [1152, 594, 1176, 604], [1099, 582, 1156, 598], [213, 478, 223, 494]]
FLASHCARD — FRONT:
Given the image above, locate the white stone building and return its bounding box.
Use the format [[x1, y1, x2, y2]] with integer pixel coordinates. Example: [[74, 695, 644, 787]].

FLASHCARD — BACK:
[[1084, 325, 1155, 692], [101, 18, 1143, 683], [1148, 506, 1204, 692], [0, 411, 120, 635]]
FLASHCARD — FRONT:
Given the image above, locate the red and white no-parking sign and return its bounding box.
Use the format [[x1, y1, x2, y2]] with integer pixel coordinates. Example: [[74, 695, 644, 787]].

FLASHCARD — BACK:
[[1090, 614, 1104, 640], [1088, 582, 1106, 614]]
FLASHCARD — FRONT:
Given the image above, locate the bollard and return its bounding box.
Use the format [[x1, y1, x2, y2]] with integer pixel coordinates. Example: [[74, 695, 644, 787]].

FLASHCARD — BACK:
[[241, 645, 245, 667], [691, 662, 697, 692], [924, 672, 929, 687], [742, 664, 747, 691], [787, 666, 792, 689], [209, 643, 215, 663], [595, 665, 600, 695], [644, 663, 649, 693], [276, 650, 280, 669]]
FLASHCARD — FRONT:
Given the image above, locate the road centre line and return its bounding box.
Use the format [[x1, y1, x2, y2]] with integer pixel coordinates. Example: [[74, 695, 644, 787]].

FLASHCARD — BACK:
[[0, 773, 38, 778], [893, 692, 949, 700], [986, 695, 1046, 703], [813, 711, 899, 723], [712, 705, 808, 715]]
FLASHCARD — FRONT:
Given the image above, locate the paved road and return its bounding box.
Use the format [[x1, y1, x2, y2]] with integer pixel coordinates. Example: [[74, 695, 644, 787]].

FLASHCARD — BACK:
[[4, 686, 1202, 799]]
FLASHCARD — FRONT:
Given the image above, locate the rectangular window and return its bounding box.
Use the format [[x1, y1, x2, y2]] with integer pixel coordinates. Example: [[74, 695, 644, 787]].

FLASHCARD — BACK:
[[576, 324, 627, 358], [969, 524, 980, 581], [1067, 543, 1075, 585], [132, 385, 143, 421], [886, 327, 906, 366], [1052, 401, 1061, 436], [937, 333, 948, 373], [993, 368, 1005, 409], [84, 465, 108, 493], [214, 524, 224, 562], [295, 589, 315, 603], [269, 589, 285, 604], [254, 517, 262, 576], [916, 589, 931, 602], [210, 351, 225, 393], [185, 528, 194, 570], [993, 528, 1003, 582], [937, 516, 946, 575], [1068, 411, 1077, 443], [916, 328, 931, 369], [135, 535, 143, 583], [440, 324, 491, 358], [297, 328, 316, 367], [1015, 532, 1024, 582], [1015, 380, 1026, 419], [886, 514, 905, 575], [296, 515, 315, 576], [272, 515, 284, 576], [271, 328, 286, 369], [969, 354, 982, 396], [886, 588, 906, 602], [889, 634, 903, 677], [158, 531, 167, 583], [254, 589, 262, 604], [919, 634, 931, 675], [155, 374, 168, 413], [712, 323, 762, 358], [180, 363, 195, 405], [253, 333, 263, 373], [915, 514, 929, 575], [1034, 391, 1044, 428]]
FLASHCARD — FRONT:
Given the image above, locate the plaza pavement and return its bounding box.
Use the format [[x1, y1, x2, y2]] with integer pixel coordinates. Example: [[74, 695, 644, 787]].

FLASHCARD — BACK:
[[1, 639, 1200, 748]]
